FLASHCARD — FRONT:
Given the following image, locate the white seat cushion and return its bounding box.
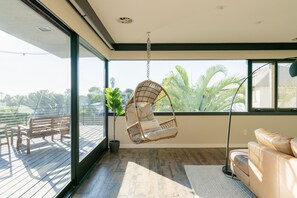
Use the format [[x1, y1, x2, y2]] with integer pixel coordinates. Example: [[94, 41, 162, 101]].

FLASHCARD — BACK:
[[144, 127, 178, 140], [126, 103, 154, 126], [140, 119, 161, 131]]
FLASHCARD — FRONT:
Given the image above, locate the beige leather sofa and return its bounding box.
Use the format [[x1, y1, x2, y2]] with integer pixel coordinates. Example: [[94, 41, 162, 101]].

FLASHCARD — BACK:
[[230, 128, 297, 198]]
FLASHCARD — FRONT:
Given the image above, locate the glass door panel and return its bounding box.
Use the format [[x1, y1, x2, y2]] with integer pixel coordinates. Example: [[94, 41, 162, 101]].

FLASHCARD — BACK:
[[0, 0, 71, 196], [78, 44, 105, 161]]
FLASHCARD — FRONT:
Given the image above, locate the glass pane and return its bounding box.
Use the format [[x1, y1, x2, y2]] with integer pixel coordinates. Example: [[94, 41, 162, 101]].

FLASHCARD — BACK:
[[109, 60, 247, 112], [278, 62, 297, 108], [0, 0, 71, 196], [79, 44, 105, 161], [252, 62, 275, 109]]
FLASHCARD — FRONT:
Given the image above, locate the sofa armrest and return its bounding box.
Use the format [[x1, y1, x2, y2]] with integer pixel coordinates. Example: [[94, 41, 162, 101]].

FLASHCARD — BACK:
[[248, 141, 280, 198], [278, 150, 297, 197]]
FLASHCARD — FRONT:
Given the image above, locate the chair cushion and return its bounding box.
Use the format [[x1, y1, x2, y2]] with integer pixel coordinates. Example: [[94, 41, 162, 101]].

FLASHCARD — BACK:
[[126, 104, 154, 126], [255, 128, 293, 155], [140, 119, 161, 132], [131, 127, 178, 142], [291, 138, 297, 157], [144, 127, 178, 140], [230, 149, 249, 176], [130, 133, 142, 143], [126, 105, 138, 126], [138, 104, 154, 121]]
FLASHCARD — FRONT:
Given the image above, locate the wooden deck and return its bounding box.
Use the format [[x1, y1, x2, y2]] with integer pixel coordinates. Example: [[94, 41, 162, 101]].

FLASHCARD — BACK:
[[0, 125, 104, 198]]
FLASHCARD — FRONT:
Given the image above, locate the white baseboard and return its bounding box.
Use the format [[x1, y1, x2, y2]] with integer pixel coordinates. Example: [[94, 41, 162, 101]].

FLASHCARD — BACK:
[[119, 143, 247, 148]]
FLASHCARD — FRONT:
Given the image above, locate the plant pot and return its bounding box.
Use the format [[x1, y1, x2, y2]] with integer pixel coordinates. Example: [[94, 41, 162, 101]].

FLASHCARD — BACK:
[[109, 140, 120, 153]]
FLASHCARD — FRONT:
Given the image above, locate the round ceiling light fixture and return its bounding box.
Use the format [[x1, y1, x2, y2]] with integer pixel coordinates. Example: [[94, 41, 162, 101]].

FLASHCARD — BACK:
[[216, 5, 225, 10], [255, 20, 263, 24], [118, 17, 133, 24]]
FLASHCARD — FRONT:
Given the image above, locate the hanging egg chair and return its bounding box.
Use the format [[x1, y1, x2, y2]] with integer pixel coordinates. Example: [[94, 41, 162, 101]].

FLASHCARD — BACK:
[[124, 33, 178, 144]]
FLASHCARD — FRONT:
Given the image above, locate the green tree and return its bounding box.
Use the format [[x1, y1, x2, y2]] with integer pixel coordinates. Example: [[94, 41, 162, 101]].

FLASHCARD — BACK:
[[20, 90, 70, 116], [110, 77, 115, 88], [160, 65, 245, 112], [87, 87, 104, 104], [123, 88, 133, 104]]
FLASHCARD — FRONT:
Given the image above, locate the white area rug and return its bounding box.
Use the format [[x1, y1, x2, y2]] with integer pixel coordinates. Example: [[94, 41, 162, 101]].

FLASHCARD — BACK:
[[184, 165, 256, 198]]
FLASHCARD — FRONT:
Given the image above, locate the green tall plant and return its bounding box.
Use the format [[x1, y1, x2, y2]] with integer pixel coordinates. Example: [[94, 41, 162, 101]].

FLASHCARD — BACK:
[[105, 88, 125, 140]]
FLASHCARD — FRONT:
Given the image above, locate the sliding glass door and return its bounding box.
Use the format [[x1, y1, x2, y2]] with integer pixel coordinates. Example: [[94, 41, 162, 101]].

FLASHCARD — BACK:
[[0, 0, 72, 197], [78, 43, 106, 162], [0, 1, 107, 197]]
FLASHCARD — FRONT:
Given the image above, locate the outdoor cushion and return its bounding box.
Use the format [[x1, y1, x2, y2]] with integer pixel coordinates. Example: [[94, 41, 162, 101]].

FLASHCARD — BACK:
[[138, 104, 154, 121], [126, 103, 154, 126], [144, 127, 178, 140], [130, 127, 178, 142], [140, 119, 161, 132]]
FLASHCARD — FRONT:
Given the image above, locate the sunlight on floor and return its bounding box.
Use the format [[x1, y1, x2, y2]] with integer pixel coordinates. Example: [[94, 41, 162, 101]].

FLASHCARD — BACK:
[[117, 161, 196, 198]]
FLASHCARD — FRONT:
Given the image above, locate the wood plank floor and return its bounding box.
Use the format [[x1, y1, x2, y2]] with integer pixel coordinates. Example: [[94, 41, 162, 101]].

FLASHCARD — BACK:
[[73, 148, 226, 198], [0, 125, 104, 198]]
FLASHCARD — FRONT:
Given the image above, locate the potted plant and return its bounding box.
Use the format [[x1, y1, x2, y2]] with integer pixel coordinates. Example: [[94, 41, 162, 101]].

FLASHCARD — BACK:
[[105, 87, 125, 153]]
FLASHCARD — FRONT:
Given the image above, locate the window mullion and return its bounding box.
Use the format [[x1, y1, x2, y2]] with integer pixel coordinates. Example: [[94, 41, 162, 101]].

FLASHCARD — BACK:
[[274, 62, 278, 111]]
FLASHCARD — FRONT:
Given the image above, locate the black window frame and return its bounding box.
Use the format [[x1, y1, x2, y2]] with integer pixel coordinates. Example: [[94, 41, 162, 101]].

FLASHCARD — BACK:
[[108, 59, 297, 116], [248, 59, 297, 114], [108, 59, 250, 114]]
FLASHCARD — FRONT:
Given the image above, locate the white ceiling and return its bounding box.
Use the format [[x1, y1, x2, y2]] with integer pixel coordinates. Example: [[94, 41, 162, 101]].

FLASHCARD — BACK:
[[2, 0, 297, 59], [0, 0, 71, 58], [87, 0, 297, 44], [0, 1, 98, 58]]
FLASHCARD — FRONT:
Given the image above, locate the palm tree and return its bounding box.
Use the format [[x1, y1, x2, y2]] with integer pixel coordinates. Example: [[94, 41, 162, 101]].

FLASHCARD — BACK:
[[110, 77, 115, 88], [160, 65, 245, 112], [159, 65, 195, 111]]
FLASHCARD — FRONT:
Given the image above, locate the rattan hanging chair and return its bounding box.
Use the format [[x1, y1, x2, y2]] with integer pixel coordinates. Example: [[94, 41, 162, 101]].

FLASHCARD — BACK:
[[125, 80, 178, 144]]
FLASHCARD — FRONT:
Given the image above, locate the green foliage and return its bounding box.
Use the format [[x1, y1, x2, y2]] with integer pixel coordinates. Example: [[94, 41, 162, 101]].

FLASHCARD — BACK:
[[2, 90, 71, 116], [161, 65, 245, 112], [123, 88, 133, 104], [0, 106, 16, 113], [105, 88, 125, 116], [88, 87, 104, 104], [104, 87, 125, 140]]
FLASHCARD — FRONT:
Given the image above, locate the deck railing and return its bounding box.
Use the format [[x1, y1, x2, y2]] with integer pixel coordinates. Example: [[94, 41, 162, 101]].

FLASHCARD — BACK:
[[0, 105, 103, 131], [0, 113, 28, 129]]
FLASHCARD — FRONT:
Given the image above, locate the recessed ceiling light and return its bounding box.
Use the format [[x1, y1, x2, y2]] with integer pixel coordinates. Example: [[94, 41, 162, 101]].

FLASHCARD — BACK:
[[36, 26, 53, 32], [216, 5, 225, 10], [118, 17, 133, 24], [255, 21, 263, 24]]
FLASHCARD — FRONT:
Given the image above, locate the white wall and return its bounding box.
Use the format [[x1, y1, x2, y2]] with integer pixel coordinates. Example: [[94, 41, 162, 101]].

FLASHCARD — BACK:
[[109, 115, 297, 148]]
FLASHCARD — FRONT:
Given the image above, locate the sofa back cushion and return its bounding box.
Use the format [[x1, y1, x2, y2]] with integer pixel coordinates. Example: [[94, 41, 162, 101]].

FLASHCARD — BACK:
[[291, 138, 297, 157], [255, 128, 293, 155]]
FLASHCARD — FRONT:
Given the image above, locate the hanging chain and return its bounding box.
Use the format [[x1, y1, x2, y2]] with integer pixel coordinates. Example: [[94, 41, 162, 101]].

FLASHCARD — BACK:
[[146, 32, 151, 80]]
